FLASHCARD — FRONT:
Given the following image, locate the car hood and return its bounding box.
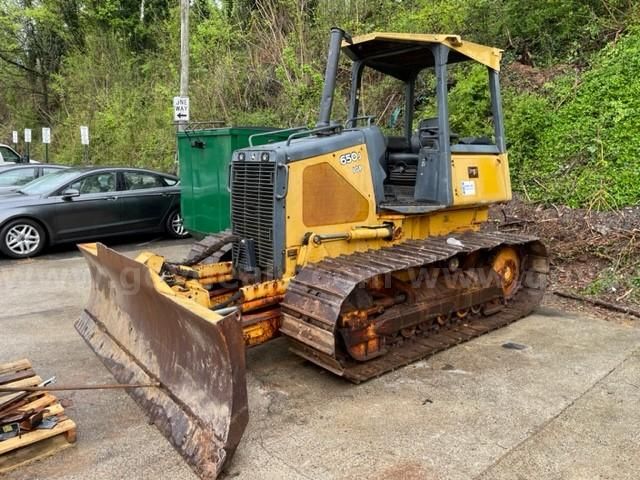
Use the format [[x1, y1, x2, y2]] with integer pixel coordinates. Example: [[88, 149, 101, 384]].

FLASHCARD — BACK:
[[0, 192, 46, 207]]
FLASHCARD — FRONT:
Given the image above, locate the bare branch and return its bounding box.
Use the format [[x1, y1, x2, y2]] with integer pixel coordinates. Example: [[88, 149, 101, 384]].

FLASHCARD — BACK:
[[0, 51, 43, 77]]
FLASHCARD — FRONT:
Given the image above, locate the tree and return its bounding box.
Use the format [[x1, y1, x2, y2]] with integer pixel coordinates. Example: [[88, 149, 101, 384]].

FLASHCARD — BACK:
[[0, 0, 82, 123]]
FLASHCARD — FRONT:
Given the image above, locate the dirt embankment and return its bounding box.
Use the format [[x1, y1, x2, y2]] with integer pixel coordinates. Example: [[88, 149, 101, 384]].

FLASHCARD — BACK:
[[485, 198, 640, 322]]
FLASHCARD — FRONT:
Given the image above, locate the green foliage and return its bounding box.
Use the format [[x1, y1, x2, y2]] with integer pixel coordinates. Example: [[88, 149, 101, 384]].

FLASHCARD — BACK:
[[510, 27, 640, 207], [50, 33, 175, 170], [448, 64, 493, 138], [503, 92, 554, 190], [88, 0, 172, 51], [583, 268, 619, 296], [0, 0, 638, 207], [0, 0, 80, 125], [582, 261, 640, 304], [496, 0, 628, 64]]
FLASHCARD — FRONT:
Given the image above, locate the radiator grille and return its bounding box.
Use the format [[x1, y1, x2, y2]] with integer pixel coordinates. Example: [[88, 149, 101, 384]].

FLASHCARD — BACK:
[[231, 160, 276, 274]]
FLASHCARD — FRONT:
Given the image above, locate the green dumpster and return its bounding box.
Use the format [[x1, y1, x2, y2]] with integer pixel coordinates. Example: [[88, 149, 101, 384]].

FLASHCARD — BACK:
[[177, 127, 290, 237]]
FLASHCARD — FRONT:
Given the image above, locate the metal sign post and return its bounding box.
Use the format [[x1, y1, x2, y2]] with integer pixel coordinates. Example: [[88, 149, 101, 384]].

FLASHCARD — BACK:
[[42, 127, 51, 163], [12, 131, 18, 151], [80, 126, 90, 163], [24, 129, 31, 163], [178, 0, 189, 133], [173, 95, 189, 177], [173, 0, 190, 176]]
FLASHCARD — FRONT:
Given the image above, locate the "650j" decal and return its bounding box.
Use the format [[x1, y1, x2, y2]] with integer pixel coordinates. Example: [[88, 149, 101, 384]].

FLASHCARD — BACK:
[[339, 151, 361, 165]]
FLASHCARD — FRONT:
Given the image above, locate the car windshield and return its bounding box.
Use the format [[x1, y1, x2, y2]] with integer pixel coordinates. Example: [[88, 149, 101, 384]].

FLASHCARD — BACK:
[[19, 170, 82, 195]]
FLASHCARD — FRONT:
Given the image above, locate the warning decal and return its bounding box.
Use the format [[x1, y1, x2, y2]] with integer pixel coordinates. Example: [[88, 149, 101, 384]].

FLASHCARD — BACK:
[[461, 180, 476, 196]]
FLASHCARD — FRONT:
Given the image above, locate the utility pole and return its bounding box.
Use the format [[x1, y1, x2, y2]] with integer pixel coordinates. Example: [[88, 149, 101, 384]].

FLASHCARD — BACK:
[[178, 0, 189, 132]]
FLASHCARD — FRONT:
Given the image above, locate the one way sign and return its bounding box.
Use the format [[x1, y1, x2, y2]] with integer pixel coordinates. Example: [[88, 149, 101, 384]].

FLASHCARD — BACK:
[[173, 96, 189, 122]]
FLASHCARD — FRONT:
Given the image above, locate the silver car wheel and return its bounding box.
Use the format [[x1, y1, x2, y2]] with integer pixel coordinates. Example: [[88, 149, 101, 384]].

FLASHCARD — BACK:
[[171, 212, 186, 237], [6, 224, 41, 255]]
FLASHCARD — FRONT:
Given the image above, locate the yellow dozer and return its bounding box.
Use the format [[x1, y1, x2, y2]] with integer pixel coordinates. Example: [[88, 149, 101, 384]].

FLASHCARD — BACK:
[[76, 29, 549, 478]]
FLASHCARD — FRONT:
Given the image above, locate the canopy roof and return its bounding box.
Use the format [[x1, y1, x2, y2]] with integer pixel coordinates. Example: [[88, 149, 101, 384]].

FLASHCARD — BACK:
[[342, 33, 503, 80]]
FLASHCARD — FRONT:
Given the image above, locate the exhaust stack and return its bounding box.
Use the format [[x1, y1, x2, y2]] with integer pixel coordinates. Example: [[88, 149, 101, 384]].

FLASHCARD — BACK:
[[316, 27, 347, 128]]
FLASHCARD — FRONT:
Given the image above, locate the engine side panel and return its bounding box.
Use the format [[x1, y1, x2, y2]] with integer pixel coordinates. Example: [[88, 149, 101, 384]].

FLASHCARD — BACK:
[[284, 143, 380, 272], [451, 152, 512, 205]]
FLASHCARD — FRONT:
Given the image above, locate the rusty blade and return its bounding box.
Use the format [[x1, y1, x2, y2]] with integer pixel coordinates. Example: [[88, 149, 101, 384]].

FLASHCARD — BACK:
[[75, 243, 248, 479]]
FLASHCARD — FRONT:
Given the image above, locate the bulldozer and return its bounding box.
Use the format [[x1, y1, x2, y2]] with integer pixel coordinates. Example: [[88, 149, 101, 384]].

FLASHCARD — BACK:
[[75, 29, 549, 479]]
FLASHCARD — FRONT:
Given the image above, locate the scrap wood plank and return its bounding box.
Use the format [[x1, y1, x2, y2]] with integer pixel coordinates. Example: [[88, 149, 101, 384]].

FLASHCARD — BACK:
[[4, 394, 63, 418], [42, 404, 64, 418], [0, 419, 76, 456], [0, 393, 45, 418], [0, 433, 75, 474], [0, 360, 77, 473], [0, 376, 43, 391], [0, 360, 31, 376], [1, 396, 71, 466], [0, 376, 43, 410], [16, 394, 58, 413], [0, 420, 77, 474], [23, 391, 47, 403], [0, 369, 36, 386]]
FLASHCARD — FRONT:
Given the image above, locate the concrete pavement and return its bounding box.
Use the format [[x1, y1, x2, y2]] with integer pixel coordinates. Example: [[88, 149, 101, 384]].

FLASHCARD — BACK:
[[1, 239, 638, 479]]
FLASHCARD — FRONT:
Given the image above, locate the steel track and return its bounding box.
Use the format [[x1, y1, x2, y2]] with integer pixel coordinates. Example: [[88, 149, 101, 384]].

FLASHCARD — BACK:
[[183, 230, 235, 266], [280, 231, 549, 383]]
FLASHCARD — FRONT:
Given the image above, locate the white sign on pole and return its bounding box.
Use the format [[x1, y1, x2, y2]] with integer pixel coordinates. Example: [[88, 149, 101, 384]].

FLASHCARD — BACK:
[[173, 96, 189, 122], [24, 129, 32, 143], [80, 126, 89, 145], [42, 127, 51, 144], [12, 131, 18, 144]]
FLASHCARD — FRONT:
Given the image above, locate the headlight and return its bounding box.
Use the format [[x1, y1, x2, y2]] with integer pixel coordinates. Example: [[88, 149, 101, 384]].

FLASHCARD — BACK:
[[260, 152, 270, 161]]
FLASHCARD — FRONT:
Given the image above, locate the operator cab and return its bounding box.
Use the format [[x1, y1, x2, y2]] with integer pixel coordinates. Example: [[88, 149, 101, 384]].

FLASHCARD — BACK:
[[341, 33, 507, 213]]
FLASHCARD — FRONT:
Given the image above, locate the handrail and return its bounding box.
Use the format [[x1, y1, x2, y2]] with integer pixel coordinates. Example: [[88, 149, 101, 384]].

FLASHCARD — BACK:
[[285, 124, 343, 146], [248, 126, 307, 147], [345, 116, 375, 128], [226, 163, 232, 193], [180, 121, 226, 139], [275, 164, 289, 200]]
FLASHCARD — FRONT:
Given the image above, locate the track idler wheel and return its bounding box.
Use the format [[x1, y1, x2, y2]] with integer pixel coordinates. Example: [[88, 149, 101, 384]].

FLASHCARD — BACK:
[[491, 246, 521, 298]]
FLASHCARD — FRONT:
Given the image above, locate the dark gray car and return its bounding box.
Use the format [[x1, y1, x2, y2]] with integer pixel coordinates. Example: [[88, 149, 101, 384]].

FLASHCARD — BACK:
[[0, 164, 68, 194], [0, 167, 186, 258]]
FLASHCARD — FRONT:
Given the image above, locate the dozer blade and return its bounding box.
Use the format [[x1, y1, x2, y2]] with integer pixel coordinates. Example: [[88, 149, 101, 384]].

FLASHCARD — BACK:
[[75, 243, 248, 479]]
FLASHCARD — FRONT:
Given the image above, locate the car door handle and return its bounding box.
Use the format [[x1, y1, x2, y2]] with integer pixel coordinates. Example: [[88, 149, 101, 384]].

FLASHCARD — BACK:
[[106, 195, 118, 201]]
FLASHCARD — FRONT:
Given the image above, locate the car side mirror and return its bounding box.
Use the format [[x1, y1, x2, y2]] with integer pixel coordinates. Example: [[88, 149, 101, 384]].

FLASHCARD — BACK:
[[62, 188, 80, 199]]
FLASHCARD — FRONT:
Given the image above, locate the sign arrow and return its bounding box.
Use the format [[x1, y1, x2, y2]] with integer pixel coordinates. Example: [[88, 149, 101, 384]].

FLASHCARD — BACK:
[[176, 113, 188, 118]]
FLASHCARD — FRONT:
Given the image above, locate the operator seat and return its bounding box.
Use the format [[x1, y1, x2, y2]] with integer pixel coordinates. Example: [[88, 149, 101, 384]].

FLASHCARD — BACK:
[[384, 118, 441, 188]]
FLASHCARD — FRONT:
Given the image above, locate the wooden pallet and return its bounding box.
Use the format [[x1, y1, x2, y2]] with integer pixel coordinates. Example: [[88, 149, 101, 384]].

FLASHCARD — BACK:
[[0, 359, 77, 474]]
